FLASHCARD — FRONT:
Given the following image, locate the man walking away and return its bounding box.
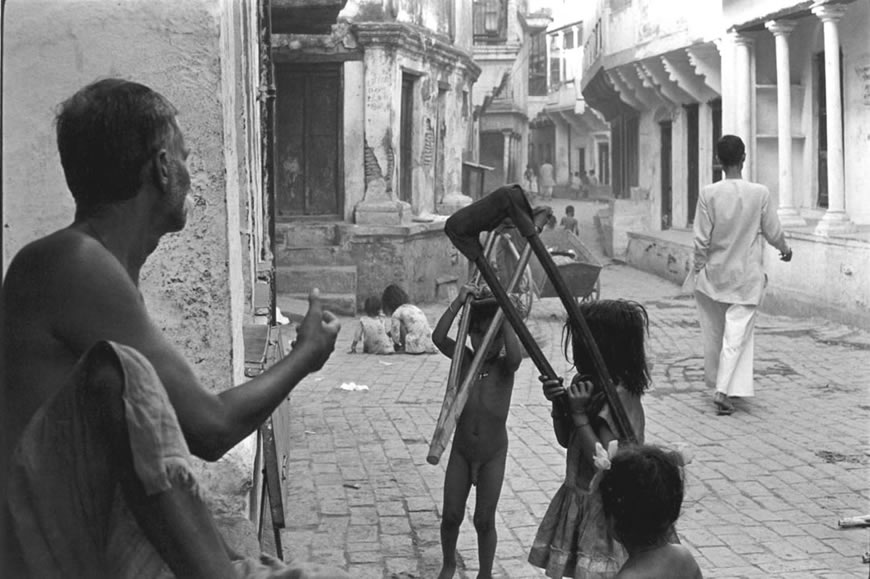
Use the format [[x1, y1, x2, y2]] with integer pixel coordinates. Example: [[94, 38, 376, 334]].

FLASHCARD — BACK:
[[690, 135, 792, 415]]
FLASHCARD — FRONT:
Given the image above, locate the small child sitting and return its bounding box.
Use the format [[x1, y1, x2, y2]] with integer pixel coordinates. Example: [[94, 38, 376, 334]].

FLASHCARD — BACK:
[[599, 445, 702, 579], [560, 205, 579, 235], [350, 296, 394, 354]]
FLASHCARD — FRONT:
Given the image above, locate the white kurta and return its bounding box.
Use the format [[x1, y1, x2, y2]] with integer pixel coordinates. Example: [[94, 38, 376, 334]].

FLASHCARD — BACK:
[[691, 178, 789, 397]]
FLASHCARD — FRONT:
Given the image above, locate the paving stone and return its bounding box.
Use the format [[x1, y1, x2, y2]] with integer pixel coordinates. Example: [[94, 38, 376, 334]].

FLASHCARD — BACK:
[[276, 262, 869, 578]]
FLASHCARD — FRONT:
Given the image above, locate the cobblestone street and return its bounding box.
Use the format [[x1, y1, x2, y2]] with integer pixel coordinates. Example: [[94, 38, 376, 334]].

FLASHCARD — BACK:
[[276, 257, 870, 579]]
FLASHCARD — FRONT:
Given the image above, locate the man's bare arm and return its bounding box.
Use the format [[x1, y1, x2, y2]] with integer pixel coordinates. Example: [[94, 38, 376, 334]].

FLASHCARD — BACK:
[[54, 239, 338, 460]]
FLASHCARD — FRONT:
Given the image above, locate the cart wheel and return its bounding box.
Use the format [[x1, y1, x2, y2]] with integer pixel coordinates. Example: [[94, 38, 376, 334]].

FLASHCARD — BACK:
[[583, 278, 601, 302], [513, 266, 534, 320]]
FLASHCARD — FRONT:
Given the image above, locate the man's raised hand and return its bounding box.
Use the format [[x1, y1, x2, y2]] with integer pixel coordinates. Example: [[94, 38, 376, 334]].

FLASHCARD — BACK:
[[294, 288, 341, 373]]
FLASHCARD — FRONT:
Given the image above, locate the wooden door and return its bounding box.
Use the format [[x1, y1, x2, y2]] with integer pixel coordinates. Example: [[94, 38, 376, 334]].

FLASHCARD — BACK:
[[685, 103, 699, 225], [274, 64, 342, 218], [400, 74, 415, 203], [660, 121, 672, 230]]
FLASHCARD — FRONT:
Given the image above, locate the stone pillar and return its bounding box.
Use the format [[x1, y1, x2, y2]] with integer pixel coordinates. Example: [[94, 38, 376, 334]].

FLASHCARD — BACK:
[[733, 32, 754, 179], [812, 2, 854, 235], [502, 130, 512, 184], [546, 32, 552, 90], [354, 45, 411, 225], [766, 19, 806, 227]]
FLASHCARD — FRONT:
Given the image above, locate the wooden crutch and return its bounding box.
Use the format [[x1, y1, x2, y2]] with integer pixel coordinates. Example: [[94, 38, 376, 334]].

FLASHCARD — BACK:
[[427, 234, 537, 464], [427, 231, 499, 464], [443, 185, 638, 444]]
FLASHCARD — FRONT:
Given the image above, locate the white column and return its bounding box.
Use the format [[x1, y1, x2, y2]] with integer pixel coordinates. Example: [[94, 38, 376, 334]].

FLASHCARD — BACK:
[[766, 19, 806, 227], [502, 130, 512, 183], [546, 32, 552, 91], [559, 33, 566, 83], [812, 2, 854, 234], [733, 33, 754, 179]]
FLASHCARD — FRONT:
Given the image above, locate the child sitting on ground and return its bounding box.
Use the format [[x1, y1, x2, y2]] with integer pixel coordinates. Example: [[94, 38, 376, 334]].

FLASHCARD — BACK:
[[599, 444, 702, 579], [350, 296, 394, 354], [382, 284, 438, 354], [529, 299, 653, 578], [432, 284, 523, 579], [560, 205, 580, 235]]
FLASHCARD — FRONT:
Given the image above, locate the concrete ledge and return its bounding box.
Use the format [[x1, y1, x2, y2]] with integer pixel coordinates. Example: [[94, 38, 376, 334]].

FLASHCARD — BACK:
[[625, 229, 870, 330], [625, 230, 693, 285]]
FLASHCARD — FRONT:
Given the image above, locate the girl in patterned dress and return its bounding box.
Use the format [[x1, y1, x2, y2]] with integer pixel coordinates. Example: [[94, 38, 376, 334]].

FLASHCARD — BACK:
[[529, 300, 651, 578], [350, 296, 394, 354]]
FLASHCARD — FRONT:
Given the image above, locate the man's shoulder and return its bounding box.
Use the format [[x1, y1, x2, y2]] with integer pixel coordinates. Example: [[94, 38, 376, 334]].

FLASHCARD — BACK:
[[5, 229, 128, 297]]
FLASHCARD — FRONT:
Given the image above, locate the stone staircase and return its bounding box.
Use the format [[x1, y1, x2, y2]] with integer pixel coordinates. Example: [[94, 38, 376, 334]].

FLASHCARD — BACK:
[[275, 222, 358, 316]]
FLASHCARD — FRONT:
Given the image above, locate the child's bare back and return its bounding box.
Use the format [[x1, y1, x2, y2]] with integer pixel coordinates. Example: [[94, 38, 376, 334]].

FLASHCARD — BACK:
[[616, 544, 702, 579]]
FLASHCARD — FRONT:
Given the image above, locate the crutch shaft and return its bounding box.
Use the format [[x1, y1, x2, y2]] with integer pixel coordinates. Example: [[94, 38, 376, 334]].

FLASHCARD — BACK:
[[523, 233, 638, 443], [427, 240, 535, 464]]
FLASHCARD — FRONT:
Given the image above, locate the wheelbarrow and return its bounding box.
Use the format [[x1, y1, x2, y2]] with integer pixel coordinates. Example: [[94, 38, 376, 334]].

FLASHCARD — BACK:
[[529, 227, 602, 302]]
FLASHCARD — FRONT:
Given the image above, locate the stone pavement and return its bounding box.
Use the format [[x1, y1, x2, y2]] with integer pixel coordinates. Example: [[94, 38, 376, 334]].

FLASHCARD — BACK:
[[276, 263, 870, 577]]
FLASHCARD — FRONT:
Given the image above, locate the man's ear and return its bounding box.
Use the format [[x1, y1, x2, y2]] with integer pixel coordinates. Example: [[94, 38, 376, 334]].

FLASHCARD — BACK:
[[151, 149, 170, 191]]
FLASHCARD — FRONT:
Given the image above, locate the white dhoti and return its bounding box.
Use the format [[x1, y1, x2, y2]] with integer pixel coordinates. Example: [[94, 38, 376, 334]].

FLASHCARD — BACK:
[[694, 291, 759, 397]]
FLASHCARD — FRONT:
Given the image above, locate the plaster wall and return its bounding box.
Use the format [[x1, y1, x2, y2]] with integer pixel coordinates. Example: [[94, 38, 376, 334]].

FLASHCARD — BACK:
[[626, 229, 870, 329], [363, 41, 474, 217], [348, 224, 466, 306], [345, 61, 367, 221], [3, 0, 258, 535], [605, 0, 718, 63], [840, 2, 870, 225]]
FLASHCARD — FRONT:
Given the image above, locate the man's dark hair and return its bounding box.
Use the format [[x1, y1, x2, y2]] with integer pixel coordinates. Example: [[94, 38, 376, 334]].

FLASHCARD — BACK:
[[381, 284, 410, 316], [363, 296, 382, 317], [716, 134, 745, 168], [566, 205, 575, 216], [563, 299, 651, 396], [600, 444, 684, 547], [56, 78, 178, 216]]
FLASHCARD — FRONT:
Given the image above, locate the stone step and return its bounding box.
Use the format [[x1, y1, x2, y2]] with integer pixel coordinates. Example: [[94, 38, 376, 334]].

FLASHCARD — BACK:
[[276, 222, 338, 248], [276, 265, 357, 296], [275, 245, 355, 267], [277, 292, 357, 316]]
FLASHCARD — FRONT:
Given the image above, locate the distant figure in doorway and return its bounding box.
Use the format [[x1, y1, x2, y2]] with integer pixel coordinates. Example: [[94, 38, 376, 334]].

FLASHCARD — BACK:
[[588, 170, 599, 186], [381, 284, 438, 354], [350, 296, 394, 354], [432, 285, 523, 579], [524, 164, 539, 196], [539, 160, 555, 200], [689, 135, 793, 416], [560, 205, 580, 236]]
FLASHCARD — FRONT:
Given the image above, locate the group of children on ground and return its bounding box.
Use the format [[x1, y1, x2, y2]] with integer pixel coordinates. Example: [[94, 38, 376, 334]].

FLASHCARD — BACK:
[[431, 285, 702, 579], [350, 283, 438, 355]]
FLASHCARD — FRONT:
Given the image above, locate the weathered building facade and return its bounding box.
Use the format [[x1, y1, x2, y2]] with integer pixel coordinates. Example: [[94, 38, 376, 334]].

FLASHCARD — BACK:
[[580, 0, 870, 327], [471, 0, 549, 193], [3, 0, 270, 550], [271, 0, 480, 314], [535, 4, 611, 192]]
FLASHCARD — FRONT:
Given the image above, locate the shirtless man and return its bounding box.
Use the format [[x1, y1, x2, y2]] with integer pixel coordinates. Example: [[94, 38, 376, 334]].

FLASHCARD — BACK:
[[1, 79, 341, 577], [431, 285, 522, 579]]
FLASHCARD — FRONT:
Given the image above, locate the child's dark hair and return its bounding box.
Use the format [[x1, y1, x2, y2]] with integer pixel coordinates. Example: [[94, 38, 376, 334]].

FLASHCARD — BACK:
[[599, 445, 684, 547], [363, 296, 382, 317], [381, 284, 410, 315], [566, 205, 575, 215], [563, 299, 650, 395]]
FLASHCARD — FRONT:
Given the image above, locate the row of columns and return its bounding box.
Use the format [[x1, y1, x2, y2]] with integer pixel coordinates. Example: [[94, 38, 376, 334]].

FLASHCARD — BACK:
[[732, 1, 853, 234]]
